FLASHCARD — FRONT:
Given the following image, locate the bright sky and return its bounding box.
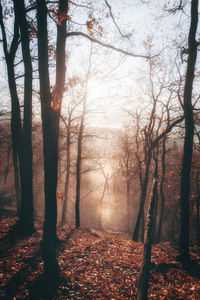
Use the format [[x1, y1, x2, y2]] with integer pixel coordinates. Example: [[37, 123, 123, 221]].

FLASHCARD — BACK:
[[0, 0, 197, 129], [63, 0, 192, 129]]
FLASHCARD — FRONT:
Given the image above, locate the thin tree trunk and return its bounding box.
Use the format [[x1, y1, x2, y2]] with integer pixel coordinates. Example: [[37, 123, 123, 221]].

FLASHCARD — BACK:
[[156, 136, 166, 242], [75, 114, 84, 229], [135, 149, 145, 241], [170, 201, 179, 240], [75, 48, 92, 229], [132, 152, 152, 241], [136, 164, 158, 300], [179, 0, 198, 263], [61, 123, 71, 226], [152, 186, 159, 243], [126, 179, 130, 232], [99, 174, 108, 229], [141, 210, 145, 242], [4, 145, 11, 184], [152, 149, 159, 243]]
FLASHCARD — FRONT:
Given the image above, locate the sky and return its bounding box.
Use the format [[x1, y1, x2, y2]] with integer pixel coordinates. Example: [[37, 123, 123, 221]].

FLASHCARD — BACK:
[[63, 0, 193, 129], [0, 0, 198, 129]]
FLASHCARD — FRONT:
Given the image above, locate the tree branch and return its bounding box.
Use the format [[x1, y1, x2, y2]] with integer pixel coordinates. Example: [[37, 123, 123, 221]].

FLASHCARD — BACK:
[[152, 115, 184, 148], [104, 0, 129, 38], [66, 31, 150, 59]]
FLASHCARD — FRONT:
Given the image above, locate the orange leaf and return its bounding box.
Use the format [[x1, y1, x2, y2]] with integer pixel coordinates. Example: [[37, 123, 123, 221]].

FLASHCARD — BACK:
[[52, 103, 60, 111], [58, 13, 67, 26], [87, 27, 94, 36]]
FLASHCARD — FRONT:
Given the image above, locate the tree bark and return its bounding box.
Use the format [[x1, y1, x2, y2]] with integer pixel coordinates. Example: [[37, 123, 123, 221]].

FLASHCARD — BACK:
[[179, 0, 198, 262], [0, 2, 34, 234], [14, 0, 34, 233], [132, 151, 152, 241], [61, 120, 71, 226], [152, 148, 159, 243], [136, 164, 158, 300], [156, 136, 166, 243], [75, 112, 84, 229], [52, 0, 68, 183], [132, 114, 185, 243], [75, 48, 92, 229], [12, 146, 21, 216], [36, 0, 60, 287], [196, 172, 200, 246], [126, 179, 130, 232]]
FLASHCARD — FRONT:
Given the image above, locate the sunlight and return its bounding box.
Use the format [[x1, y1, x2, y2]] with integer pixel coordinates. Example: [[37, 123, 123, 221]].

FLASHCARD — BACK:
[[102, 205, 112, 220]]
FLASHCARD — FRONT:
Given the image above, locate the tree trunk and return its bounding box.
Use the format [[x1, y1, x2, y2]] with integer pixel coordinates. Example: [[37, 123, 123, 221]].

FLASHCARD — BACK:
[[51, 0, 68, 190], [179, 0, 198, 263], [136, 165, 158, 300], [75, 115, 84, 229], [152, 149, 159, 243], [13, 146, 21, 216], [126, 179, 130, 232], [0, 3, 34, 234], [132, 151, 152, 241], [36, 0, 60, 288], [99, 174, 108, 229], [156, 136, 166, 242], [196, 172, 200, 246], [14, 0, 34, 234], [135, 150, 145, 241], [61, 122, 71, 226], [75, 49, 91, 229], [4, 145, 11, 184], [152, 186, 159, 244], [170, 202, 179, 240]]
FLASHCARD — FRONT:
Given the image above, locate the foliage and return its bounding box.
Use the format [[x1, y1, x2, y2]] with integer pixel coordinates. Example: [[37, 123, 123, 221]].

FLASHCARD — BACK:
[[0, 213, 200, 299]]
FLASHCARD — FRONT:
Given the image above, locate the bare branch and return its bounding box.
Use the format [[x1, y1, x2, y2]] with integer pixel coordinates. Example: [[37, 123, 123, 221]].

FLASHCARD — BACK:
[[104, 0, 129, 38], [66, 31, 150, 59], [152, 115, 184, 148]]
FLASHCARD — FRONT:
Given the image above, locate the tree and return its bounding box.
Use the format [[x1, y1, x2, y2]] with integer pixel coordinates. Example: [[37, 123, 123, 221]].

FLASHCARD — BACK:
[[156, 134, 167, 242], [15, 0, 34, 234], [131, 55, 184, 242], [60, 94, 81, 226], [195, 171, 200, 245], [75, 49, 92, 229], [0, 1, 34, 235], [179, 0, 199, 263], [193, 115, 200, 245], [36, 0, 68, 289], [94, 156, 115, 229], [117, 125, 136, 232], [136, 164, 158, 300]]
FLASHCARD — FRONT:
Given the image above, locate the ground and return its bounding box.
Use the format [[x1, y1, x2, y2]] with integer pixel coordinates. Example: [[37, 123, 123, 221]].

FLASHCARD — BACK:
[[0, 210, 200, 299]]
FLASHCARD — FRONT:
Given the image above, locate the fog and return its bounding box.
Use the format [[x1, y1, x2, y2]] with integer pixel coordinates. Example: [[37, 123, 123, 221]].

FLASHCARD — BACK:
[[0, 118, 194, 242]]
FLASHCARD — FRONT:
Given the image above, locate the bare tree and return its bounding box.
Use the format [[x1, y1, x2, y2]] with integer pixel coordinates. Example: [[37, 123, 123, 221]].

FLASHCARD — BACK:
[[117, 126, 135, 232], [75, 48, 92, 229], [0, 0, 34, 235], [36, 0, 68, 289], [179, 0, 198, 263], [60, 99, 79, 226], [131, 56, 183, 241], [136, 164, 158, 300]]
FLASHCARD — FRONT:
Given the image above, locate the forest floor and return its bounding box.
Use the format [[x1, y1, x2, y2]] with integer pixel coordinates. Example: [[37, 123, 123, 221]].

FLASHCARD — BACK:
[[0, 210, 200, 299]]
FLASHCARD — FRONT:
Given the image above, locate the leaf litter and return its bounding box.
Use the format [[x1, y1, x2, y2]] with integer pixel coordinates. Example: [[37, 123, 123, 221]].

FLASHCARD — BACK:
[[0, 214, 200, 299]]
